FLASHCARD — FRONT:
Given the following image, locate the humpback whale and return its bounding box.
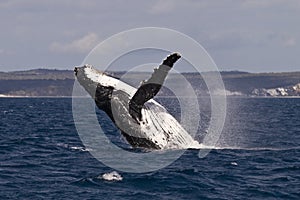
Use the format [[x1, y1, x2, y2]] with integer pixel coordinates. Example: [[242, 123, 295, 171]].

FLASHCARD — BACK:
[[74, 53, 200, 149]]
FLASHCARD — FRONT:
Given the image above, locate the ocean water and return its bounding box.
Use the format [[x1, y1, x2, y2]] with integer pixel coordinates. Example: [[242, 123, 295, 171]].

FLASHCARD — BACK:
[[1, 97, 299, 199]]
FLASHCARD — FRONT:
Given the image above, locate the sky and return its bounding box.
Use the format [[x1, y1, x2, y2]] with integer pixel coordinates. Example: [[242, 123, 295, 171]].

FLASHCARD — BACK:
[[0, 0, 300, 72]]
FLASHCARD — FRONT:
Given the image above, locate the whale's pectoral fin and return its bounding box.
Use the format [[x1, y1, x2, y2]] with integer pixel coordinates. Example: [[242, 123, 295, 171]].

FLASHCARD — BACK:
[[129, 53, 181, 121]]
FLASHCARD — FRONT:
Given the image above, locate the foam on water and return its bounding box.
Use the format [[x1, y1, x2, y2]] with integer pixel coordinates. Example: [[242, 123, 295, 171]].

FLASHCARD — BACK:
[[101, 171, 123, 181], [185, 146, 300, 151], [69, 146, 90, 152], [231, 162, 238, 166]]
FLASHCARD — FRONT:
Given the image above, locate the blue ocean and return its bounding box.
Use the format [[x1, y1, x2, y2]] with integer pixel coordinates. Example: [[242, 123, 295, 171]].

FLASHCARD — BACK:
[[1, 97, 299, 199]]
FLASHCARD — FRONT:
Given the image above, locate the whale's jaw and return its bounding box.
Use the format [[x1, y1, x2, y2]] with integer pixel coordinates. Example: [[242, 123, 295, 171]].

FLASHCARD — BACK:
[[74, 65, 113, 99]]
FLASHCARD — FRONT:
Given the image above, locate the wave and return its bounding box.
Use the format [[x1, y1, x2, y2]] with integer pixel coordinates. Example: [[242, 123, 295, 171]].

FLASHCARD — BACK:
[[185, 145, 300, 151]]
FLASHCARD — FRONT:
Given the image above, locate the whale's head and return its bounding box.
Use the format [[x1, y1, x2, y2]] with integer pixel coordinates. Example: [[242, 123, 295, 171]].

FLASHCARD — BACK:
[[74, 64, 118, 101], [74, 64, 110, 85], [74, 64, 136, 99]]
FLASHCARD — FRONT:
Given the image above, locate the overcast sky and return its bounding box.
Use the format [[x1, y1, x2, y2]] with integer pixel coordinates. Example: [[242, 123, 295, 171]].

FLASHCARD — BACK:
[[1, 0, 300, 72]]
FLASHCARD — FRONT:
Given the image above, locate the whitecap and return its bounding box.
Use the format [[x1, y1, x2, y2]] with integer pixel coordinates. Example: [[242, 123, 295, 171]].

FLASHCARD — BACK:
[[69, 146, 89, 151], [101, 171, 123, 181]]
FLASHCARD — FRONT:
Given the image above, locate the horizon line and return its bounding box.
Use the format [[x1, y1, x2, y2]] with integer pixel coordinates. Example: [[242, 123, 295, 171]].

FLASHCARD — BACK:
[[1, 67, 300, 74]]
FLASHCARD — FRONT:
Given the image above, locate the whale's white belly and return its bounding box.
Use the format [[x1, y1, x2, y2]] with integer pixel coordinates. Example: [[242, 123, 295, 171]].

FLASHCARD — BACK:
[[141, 100, 200, 149]]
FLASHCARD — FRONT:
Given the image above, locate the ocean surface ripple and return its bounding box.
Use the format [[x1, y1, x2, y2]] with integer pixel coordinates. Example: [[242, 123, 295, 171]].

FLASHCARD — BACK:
[[0, 98, 299, 199]]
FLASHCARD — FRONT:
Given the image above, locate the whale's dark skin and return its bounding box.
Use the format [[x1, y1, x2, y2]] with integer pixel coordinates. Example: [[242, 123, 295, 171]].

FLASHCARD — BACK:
[[74, 53, 185, 149]]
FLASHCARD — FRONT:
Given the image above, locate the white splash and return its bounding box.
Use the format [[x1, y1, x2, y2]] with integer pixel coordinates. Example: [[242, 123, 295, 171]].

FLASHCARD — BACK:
[[69, 146, 90, 152], [101, 171, 123, 181], [231, 162, 238, 166]]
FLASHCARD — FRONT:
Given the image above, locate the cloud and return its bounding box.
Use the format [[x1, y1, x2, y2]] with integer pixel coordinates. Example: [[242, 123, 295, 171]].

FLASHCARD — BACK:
[[0, 49, 14, 56], [241, 0, 280, 8], [49, 32, 99, 54], [266, 32, 297, 47], [241, 0, 300, 9], [203, 29, 260, 51], [1, 0, 300, 72], [282, 37, 296, 47], [204, 29, 298, 52], [148, 0, 210, 15], [148, 0, 176, 14]]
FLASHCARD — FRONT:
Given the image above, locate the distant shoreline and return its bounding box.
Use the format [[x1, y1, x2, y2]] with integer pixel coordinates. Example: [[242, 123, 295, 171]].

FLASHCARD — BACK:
[[1, 69, 299, 97]]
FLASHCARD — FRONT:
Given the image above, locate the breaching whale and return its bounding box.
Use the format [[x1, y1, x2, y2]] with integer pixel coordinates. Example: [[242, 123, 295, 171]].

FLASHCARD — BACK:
[[74, 53, 200, 149]]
